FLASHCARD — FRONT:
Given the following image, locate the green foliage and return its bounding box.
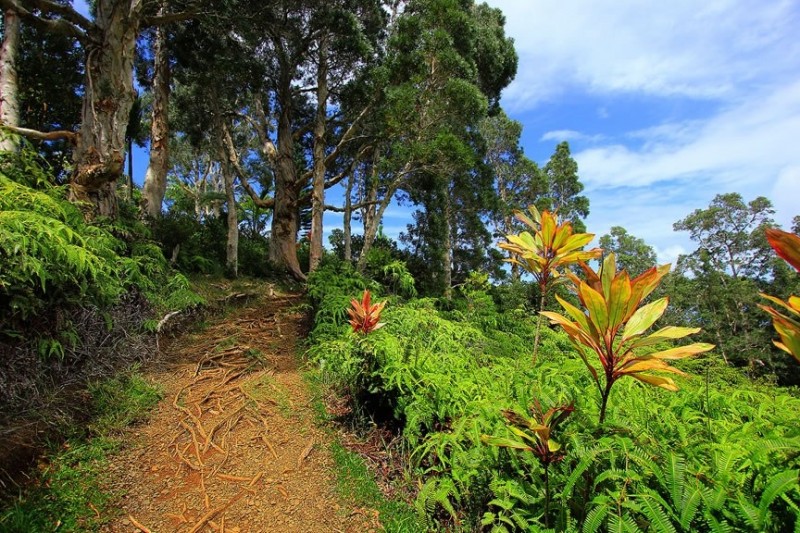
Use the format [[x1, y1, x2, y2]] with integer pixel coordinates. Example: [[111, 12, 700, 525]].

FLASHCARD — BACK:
[[0, 147, 203, 341], [0, 372, 162, 531], [308, 266, 800, 531]]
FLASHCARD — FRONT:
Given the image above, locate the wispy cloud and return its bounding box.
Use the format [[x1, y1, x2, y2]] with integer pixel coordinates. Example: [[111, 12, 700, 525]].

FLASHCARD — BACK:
[[490, 0, 800, 109], [486, 0, 800, 262], [540, 130, 604, 143], [575, 81, 800, 195]]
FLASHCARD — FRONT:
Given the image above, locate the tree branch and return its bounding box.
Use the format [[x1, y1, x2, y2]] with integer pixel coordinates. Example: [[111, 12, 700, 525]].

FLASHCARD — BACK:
[[143, 10, 198, 27], [0, 0, 89, 42], [218, 119, 275, 209], [0, 123, 77, 143], [27, 0, 94, 31], [324, 200, 381, 213]]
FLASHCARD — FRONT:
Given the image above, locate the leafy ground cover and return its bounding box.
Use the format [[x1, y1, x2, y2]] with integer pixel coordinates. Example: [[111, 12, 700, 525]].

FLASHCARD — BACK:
[[307, 260, 800, 532]]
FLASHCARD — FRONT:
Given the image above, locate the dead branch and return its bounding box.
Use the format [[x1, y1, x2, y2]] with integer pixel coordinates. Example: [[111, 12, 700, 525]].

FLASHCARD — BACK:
[[0, 123, 77, 143]]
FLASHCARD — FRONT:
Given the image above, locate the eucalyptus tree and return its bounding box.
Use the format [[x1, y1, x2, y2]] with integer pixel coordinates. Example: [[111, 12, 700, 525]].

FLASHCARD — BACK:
[[0, 0, 199, 216], [672, 193, 779, 370], [141, 0, 172, 218], [0, 7, 20, 152], [1, 4, 82, 178]]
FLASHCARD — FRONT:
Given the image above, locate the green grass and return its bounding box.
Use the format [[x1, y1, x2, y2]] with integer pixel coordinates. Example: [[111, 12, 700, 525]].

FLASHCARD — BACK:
[[304, 368, 425, 532], [329, 441, 425, 532], [0, 372, 162, 532]]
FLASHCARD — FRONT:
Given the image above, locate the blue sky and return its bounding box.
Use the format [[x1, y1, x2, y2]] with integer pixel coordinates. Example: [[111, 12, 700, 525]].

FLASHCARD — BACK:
[[484, 0, 800, 263]]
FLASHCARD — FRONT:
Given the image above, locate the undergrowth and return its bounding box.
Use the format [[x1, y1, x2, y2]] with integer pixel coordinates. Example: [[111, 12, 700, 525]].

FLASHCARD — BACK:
[[0, 371, 163, 532], [306, 260, 800, 532]]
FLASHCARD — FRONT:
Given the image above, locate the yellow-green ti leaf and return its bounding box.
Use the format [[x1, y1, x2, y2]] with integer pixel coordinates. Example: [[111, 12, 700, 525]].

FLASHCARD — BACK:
[[629, 326, 702, 350], [621, 297, 670, 342], [630, 373, 679, 391], [645, 342, 715, 360]]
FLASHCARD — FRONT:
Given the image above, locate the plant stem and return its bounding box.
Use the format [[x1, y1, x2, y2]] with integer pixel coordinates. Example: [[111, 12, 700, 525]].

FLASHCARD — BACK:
[[532, 290, 546, 364], [543, 463, 551, 528], [599, 378, 613, 424]]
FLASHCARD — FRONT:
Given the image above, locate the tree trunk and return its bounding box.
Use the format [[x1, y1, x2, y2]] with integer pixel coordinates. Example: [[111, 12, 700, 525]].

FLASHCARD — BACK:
[[357, 168, 397, 273], [222, 157, 238, 278], [269, 75, 305, 280], [344, 171, 354, 262], [443, 192, 453, 299], [70, 0, 142, 218], [309, 37, 328, 272], [142, 7, 171, 218], [0, 8, 20, 152]]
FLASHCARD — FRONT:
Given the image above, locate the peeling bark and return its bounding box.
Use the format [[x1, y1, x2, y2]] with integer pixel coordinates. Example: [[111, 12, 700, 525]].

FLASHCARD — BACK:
[[309, 37, 328, 272], [443, 193, 453, 299], [222, 156, 238, 278], [0, 8, 20, 152], [69, 0, 143, 218], [142, 5, 171, 218], [269, 74, 305, 281], [343, 171, 354, 262]]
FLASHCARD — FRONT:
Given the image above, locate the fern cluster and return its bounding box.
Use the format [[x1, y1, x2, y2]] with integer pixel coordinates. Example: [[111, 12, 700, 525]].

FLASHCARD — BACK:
[[0, 153, 203, 337], [308, 265, 800, 531]]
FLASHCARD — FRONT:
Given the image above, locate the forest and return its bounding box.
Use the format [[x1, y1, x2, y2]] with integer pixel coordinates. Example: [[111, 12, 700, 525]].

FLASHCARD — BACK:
[[0, 0, 799, 531]]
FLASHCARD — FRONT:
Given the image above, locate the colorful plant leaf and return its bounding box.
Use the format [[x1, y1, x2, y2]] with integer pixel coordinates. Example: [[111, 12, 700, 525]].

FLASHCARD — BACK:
[[766, 228, 800, 272], [541, 252, 714, 423], [760, 228, 800, 363], [347, 289, 386, 334]]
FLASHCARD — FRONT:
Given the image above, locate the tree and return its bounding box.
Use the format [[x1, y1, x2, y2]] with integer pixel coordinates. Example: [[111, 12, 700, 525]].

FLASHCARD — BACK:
[[0, 0, 196, 216], [480, 110, 547, 279], [672, 193, 778, 369], [543, 141, 589, 231], [599, 226, 657, 278], [0, 7, 20, 152], [363, 0, 517, 292], [674, 193, 775, 278], [141, 1, 172, 218]]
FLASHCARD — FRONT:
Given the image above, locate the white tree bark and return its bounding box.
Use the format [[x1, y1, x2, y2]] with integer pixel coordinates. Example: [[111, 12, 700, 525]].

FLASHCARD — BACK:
[[142, 4, 171, 218], [0, 8, 20, 152], [309, 37, 329, 272]]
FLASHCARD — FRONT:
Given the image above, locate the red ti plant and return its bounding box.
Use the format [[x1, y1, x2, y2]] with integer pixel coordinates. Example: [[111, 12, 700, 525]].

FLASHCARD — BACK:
[[541, 253, 714, 424], [759, 228, 800, 363], [498, 206, 601, 362], [482, 400, 574, 527], [347, 290, 386, 334]]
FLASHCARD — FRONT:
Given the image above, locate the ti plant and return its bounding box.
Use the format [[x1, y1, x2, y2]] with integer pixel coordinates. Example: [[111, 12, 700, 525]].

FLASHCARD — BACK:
[[482, 400, 574, 528], [499, 206, 601, 362], [541, 253, 714, 424], [347, 289, 386, 335], [759, 228, 800, 363]]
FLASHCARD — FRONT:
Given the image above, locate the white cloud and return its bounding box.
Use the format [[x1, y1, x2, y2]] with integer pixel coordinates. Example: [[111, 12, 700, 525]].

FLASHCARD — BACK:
[[540, 129, 603, 143], [574, 81, 800, 200], [488, 0, 800, 109]]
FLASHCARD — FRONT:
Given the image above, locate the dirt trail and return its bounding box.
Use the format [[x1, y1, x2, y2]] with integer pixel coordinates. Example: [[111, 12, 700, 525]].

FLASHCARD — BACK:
[[102, 290, 380, 533]]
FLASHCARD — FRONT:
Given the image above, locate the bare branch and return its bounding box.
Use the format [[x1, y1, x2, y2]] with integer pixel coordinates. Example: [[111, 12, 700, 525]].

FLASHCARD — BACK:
[[0, 123, 77, 143], [323, 103, 372, 168], [218, 119, 275, 209], [0, 0, 89, 42], [323, 145, 372, 189], [28, 0, 94, 31], [239, 177, 275, 209], [324, 200, 381, 213], [144, 11, 198, 27]]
